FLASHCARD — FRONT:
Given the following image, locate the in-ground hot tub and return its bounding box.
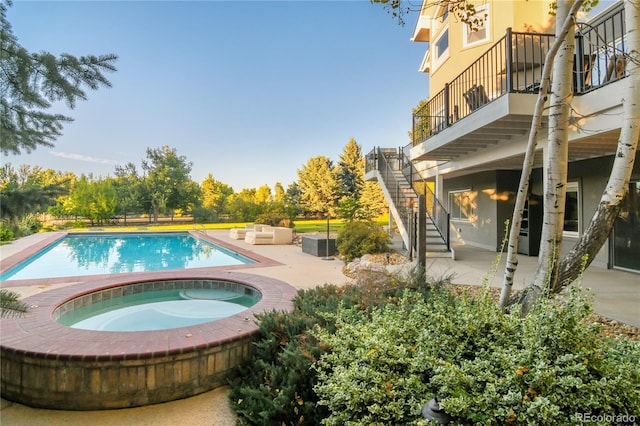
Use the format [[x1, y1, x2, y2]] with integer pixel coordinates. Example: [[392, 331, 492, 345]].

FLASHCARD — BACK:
[[0, 270, 296, 410]]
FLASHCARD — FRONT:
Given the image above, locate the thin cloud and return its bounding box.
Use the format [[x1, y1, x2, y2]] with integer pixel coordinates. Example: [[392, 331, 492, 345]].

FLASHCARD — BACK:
[[50, 152, 119, 165]]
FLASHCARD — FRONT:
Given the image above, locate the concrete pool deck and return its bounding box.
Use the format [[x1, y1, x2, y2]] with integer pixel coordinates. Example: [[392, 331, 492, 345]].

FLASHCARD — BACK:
[[1, 229, 638, 425]]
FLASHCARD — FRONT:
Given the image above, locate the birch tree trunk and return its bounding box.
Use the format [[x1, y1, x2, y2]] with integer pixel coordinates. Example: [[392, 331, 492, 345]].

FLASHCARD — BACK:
[[516, 0, 577, 316], [499, 0, 585, 309], [555, 0, 639, 289]]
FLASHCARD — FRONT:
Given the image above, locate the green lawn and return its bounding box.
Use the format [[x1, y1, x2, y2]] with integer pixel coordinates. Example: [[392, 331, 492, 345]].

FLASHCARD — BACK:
[[65, 219, 354, 234]]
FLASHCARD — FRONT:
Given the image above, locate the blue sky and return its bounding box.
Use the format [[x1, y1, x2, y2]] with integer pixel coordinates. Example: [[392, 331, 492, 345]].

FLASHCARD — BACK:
[[4, 0, 429, 191]]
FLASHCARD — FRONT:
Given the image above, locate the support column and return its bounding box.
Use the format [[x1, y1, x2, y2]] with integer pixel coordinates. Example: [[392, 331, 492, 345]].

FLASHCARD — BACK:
[[417, 194, 426, 270], [435, 172, 444, 201]]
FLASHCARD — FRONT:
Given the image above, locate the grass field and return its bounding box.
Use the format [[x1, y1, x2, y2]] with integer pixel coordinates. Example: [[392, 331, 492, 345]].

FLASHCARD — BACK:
[[64, 218, 360, 234]]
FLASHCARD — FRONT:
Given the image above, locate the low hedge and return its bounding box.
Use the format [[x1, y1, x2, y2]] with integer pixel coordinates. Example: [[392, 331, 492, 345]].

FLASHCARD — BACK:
[[229, 276, 639, 425]]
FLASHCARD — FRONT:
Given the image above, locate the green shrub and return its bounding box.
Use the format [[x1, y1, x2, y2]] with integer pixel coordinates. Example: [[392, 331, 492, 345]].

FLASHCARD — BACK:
[[0, 222, 15, 242], [313, 287, 640, 425], [255, 212, 293, 227], [228, 285, 351, 426], [430, 289, 640, 425], [228, 272, 451, 426], [336, 220, 390, 262], [192, 206, 218, 223], [314, 295, 434, 425], [18, 214, 42, 236], [63, 220, 88, 229]]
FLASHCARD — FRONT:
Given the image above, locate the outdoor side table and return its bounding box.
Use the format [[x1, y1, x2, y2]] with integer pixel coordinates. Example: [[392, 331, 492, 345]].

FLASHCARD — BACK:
[[301, 235, 336, 257]]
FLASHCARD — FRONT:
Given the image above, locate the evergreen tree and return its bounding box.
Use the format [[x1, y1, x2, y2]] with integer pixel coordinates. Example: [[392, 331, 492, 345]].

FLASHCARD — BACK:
[[360, 181, 388, 218], [201, 173, 233, 216], [0, 163, 67, 224], [255, 184, 273, 203], [274, 182, 286, 203], [285, 182, 303, 217], [336, 138, 365, 200], [0, 183, 65, 221], [1, 1, 118, 154], [297, 156, 339, 217]]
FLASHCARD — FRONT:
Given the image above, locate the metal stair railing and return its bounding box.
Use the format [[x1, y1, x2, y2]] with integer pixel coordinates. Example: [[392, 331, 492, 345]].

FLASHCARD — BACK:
[[375, 148, 418, 235], [400, 146, 450, 251]]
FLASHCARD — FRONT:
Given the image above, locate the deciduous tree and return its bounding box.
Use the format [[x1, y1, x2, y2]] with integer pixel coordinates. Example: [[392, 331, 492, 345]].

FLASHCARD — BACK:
[[554, 0, 639, 288], [113, 162, 142, 224], [140, 146, 199, 222], [375, 0, 636, 315], [63, 176, 117, 225], [504, 0, 639, 313]]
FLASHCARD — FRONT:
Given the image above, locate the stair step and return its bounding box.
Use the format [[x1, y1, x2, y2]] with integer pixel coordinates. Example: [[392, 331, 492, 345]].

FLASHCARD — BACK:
[[374, 154, 450, 255]]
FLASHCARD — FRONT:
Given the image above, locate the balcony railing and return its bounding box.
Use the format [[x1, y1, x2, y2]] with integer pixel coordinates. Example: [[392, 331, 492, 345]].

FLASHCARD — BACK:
[[576, 4, 627, 93], [413, 3, 627, 147]]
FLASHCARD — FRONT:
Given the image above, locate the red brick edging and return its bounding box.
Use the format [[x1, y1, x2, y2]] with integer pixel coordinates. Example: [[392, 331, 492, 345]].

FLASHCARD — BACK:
[[0, 270, 296, 410]]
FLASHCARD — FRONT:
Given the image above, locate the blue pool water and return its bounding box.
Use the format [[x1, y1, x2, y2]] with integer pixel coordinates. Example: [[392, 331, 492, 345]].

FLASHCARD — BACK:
[[58, 288, 257, 331], [0, 233, 254, 281]]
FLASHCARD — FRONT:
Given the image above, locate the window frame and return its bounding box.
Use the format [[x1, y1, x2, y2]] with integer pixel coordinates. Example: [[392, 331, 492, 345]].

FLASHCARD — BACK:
[[448, 189, 476, 222], [432, 25, 450, 71], [563, 181, 581, 237], [462, 4, 490, 48]]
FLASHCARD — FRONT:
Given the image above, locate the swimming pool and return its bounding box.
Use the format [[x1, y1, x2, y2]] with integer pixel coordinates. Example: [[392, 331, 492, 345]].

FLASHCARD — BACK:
[[58, 286, 259, 332], [0, 232, 255, 281]]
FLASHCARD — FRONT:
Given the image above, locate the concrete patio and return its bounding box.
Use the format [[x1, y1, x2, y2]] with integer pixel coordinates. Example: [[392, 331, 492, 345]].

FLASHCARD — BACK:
[[0, 230, 637, 425]]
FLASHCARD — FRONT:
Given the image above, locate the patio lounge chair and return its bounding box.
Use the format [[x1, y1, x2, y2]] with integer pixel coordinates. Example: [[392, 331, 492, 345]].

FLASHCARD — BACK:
[[244, 226, 293, 245], [229, 224, 255, 240]]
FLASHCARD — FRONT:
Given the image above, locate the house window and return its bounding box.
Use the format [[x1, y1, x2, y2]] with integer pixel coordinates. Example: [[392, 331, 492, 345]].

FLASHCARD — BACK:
[[564, 181, 580, 236], [449, 189, 476, 222], [433, 26, 450, 69], [463, 4, 490, 48], [438, 4, 449, 22], [435, 28, 449, 59]]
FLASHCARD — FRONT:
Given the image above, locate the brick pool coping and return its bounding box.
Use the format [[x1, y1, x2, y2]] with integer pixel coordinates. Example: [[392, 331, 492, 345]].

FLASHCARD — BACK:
[[0, 230, 281, 288], [0, 231, 297, 409], [0, 269, 296, 360]]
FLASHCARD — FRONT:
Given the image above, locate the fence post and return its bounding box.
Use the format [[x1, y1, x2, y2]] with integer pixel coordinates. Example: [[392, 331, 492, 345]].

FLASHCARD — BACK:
[[444, 83, 450, 128], [505, 27, 513, 92], [574, 31, 585, 93]]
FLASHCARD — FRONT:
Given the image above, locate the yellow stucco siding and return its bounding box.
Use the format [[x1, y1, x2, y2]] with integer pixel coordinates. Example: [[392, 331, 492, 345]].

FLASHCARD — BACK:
[[425, 0, 555, 98]]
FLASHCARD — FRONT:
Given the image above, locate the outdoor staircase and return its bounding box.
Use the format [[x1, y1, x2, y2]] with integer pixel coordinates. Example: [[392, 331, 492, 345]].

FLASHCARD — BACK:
[[365, 147, 452, 259]]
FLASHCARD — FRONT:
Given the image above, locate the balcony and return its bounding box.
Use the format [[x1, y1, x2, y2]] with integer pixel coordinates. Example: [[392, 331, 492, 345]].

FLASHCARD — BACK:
[[411, 3, 627, 168]]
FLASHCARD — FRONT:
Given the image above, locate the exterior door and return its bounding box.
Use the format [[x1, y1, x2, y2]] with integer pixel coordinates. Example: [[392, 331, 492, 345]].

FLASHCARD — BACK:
[[613, 181, 640, 272]]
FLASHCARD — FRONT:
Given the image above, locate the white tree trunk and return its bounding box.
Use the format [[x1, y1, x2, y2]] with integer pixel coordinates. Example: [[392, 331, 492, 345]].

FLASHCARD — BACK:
[[509, 0, 639, 312], [518, 0, 577, 315], [499, 0, 585, 309], [556, 0, 640, 287]]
